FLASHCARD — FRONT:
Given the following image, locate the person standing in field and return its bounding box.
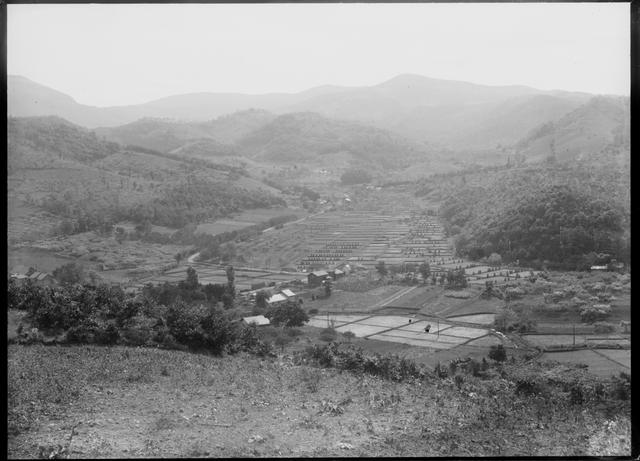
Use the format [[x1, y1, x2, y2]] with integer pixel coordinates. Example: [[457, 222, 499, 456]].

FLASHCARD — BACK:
[[425, 324, 431, 333]]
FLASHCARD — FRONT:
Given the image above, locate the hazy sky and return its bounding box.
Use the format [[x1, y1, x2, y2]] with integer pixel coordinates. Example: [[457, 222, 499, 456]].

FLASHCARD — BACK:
[[8, 3, 629, 107]]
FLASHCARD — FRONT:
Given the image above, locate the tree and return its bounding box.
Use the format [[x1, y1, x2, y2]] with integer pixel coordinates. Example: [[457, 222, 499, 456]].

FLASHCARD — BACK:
[[324, 278, 332, 297], [221, 293, 234, 310], [488, 253, 502, 267], [52, 262, 84, 285], [203, 283, 226, 303], [265, 301, 309, 327], [183, 266, 199, 290], [488, 344, 507, 362], [342, 331, 355, 343], [174, 253, 182, 265], [418, 262, 431, 282], [255, 290, 269, 310], [375, 261, 388, 277], [225, 265, 235, 299]]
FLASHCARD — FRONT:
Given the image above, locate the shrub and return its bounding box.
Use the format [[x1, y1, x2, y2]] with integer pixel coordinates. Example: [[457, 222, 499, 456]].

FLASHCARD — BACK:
[[319, 327, 337, 342], [342, 331, 356, 342], [488, 344, 507, 362], [569, 384, 584, 405], [309, 308, 319, 315], [200, 308, 236, 355], [166, 300, 207, 347], [285, 327, 303, 337], [611, 372, 630, 400], [514, 377, 546, 396]]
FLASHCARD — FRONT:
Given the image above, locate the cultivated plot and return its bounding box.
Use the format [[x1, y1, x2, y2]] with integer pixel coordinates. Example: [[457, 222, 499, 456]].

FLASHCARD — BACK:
[[465, 335, 502, 347], [371, 335, 453, 349], [358, 315, 412, 328], [398, 320, 452, 333], [335, 324, 390, 337], [443, 326, 490, 338], [593, 349, 630, 368], [307, 317, 348, 329], [446, 313, 495, 325], [540, 349, 629, 377], [524, 334, 591, 347]]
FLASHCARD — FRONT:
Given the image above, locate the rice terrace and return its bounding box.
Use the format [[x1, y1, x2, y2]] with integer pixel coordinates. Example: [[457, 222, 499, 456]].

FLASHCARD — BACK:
[[6, 3, 632, 458]]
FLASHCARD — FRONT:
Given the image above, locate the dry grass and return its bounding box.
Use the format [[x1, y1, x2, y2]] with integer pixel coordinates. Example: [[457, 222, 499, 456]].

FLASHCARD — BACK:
[[7, 344, 631, 458]]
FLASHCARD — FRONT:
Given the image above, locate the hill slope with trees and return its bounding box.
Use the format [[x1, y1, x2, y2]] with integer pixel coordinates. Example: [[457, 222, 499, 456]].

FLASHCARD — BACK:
[[421, 163, 629, 270], [8, 116, 285, 240]]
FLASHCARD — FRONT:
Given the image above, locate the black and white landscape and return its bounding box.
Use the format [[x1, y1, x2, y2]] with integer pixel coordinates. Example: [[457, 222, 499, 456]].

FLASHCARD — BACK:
[[6, 3, 631, 458]]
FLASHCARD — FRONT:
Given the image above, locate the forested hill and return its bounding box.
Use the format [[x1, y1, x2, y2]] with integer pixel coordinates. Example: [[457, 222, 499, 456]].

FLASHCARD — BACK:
[[419, 163, 629, 270], [8, 116, 285, 234], [235, 111, 432, 169], [8, 116, 120, 173], [515, 96, 630, 163]]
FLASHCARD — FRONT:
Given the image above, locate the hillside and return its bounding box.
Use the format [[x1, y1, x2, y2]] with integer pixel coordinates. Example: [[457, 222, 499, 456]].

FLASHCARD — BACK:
[[236, 112, 432, 169], [8, 116, 120, 173], [421, 163, 630, 270], [7, 344, 631, 457], [515, 96, 630, 163], [8, 116, 285, 241], [170, 138, 238, 159]]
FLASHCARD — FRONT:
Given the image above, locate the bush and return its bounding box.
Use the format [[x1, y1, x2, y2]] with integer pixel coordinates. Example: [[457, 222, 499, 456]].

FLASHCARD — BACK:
[[488, 344, 507, 362], [200, 308, 236, 355], [166, 300, 207, 347], [514, 377, 546, 396], [319, 327, 337, 342]]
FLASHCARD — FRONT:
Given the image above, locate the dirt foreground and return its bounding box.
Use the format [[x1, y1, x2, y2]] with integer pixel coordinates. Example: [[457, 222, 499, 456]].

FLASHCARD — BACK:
[[8, 345, 631, 458]]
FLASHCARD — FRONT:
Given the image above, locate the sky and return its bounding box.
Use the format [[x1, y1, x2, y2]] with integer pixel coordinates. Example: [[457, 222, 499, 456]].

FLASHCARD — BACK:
[[7, 3, 630, 107]]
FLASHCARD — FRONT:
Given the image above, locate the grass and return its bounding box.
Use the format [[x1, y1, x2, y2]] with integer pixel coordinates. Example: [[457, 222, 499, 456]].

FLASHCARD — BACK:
[[7, 344, 631, 458]]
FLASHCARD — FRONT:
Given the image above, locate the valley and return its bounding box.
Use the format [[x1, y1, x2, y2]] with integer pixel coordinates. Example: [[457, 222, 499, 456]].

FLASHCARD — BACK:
[[6, 72, 631, 458]]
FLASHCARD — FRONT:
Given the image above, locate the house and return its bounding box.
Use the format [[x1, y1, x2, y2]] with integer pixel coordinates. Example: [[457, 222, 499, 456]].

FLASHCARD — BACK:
[[280, 288, 297, 300], [266, 293, 288, 306], [27, 271, 57, 287], [308, 270, 330, 287], [330, 268, 344, 279], [242, 315, 271, 326]]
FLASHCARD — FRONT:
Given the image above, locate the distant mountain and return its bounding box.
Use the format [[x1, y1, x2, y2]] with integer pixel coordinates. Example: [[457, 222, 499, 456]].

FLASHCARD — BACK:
[[515, 96, 630, 163], [95, 109, 276, 153], [235, 112, 431, 169], [9, 74, 598, 152], [8, 75, 329, 128], [284, 75, 591, 148]]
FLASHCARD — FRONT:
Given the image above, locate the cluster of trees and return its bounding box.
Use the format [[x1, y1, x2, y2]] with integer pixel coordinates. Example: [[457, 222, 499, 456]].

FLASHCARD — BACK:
[[142, 266, 236, 309], [7, 266, 275, 355], [438, 166, 629, 271]]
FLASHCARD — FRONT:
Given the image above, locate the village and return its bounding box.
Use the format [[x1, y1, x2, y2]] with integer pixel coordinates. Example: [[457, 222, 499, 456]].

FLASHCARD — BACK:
[[9, 204, 630, 377]]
